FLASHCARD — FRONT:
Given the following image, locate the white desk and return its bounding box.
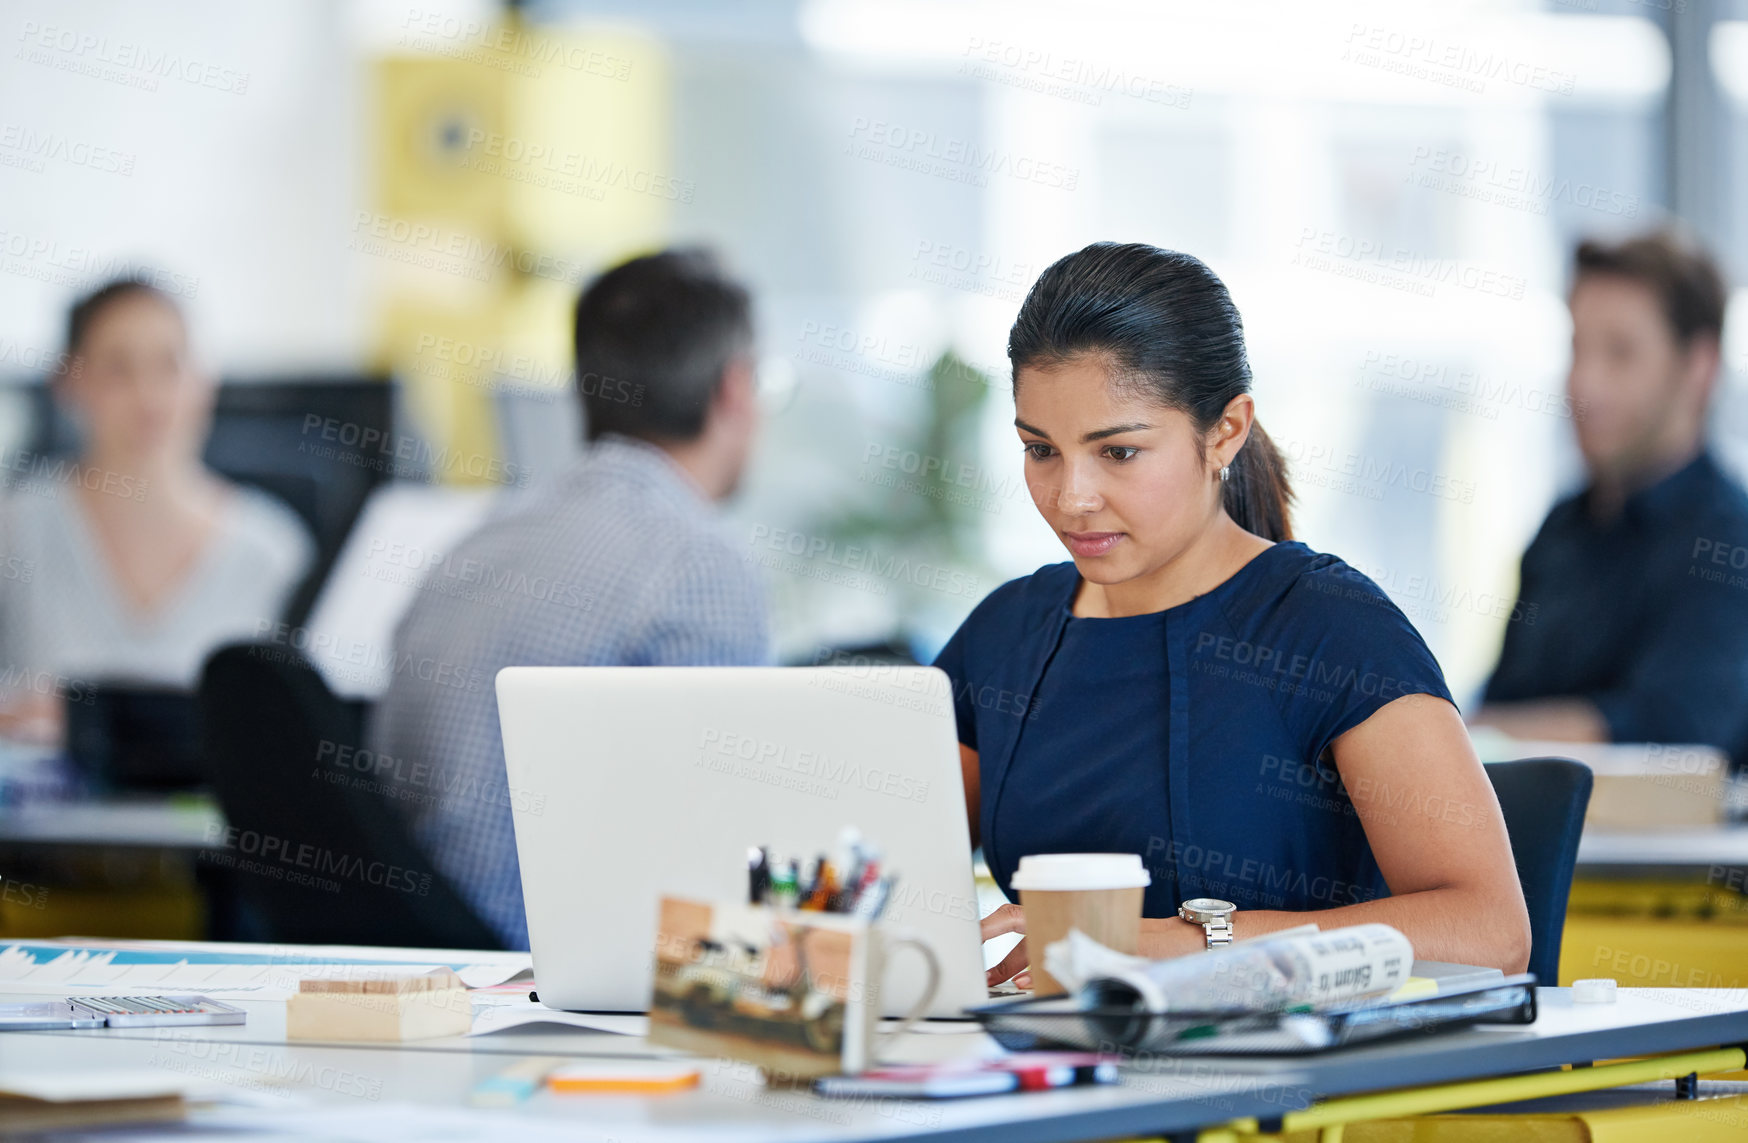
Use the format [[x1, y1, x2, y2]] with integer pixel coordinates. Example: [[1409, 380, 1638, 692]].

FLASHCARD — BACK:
[[5, 1000, 1313, 1142], [0, 798, 222, 849], [7, 810, 1740, 895], [12, 985, 1748, 1141], [1576, 825, 1748, 874]]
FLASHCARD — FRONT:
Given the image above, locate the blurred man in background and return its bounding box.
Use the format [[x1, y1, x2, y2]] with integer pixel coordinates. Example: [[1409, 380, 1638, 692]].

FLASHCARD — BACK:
[[1475, 231, 1748, 765], [371, 249, 771, 949]]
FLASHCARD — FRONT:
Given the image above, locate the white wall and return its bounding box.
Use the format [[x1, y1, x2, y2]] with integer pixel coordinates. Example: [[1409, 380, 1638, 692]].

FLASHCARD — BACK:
[[0, 0, 367, 374]]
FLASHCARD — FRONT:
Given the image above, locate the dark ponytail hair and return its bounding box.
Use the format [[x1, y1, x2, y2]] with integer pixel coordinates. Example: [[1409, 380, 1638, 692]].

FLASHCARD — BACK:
[[1007, 242, 1293, 542]]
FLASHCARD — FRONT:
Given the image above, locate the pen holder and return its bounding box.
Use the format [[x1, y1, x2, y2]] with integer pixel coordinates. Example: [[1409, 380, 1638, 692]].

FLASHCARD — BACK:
[[648, 896, 939, 1078]]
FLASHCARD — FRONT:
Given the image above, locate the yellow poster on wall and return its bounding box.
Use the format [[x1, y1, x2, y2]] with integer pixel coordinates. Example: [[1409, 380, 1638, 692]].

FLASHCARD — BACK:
[[366, 21, 672, 483]]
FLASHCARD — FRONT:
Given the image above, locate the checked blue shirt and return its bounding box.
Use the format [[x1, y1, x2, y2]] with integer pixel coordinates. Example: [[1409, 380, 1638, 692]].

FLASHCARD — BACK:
[[369, 434, 771, 948]]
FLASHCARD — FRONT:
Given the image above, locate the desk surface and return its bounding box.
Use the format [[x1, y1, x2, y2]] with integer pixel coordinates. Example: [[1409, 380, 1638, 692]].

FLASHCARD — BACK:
[[8, 1010, 1312, 1143], [0, 797, 221, 848], [10, 985, 1748, 1142], [8, 795, 1746, 870], [1576, 825, 1748, 871]]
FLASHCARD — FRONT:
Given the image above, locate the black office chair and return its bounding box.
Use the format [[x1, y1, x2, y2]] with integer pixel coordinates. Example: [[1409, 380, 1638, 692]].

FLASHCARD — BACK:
[[66, 684, 206, 792], [197, 642, 502, 949], [1484, 757, 1593, 985]]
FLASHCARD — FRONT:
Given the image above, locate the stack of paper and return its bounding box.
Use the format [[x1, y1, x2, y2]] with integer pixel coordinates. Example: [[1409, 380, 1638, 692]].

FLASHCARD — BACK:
[[0, 940, 530, 1001], [0, 1072, 187, 1134]]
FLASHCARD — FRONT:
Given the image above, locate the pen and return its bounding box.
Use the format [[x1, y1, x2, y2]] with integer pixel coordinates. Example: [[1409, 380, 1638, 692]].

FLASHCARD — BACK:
[[1003, 1060, 1118, 1091], [752, 839, 892, 916], [837, 828, 865, 899], [845, 856, 880, 914]]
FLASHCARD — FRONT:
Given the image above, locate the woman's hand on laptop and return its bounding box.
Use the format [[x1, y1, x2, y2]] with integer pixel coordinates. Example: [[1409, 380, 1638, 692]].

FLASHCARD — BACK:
[[984, 906, 1214, 990], [981, 904, 1031, 990]]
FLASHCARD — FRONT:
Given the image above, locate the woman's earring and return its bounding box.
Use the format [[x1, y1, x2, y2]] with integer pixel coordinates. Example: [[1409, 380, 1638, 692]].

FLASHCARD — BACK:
[[1219, 465, 1230, 483]]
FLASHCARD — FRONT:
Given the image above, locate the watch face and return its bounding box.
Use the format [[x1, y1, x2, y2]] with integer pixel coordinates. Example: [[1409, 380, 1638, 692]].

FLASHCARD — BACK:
[[1184, 898, 1235, 914]]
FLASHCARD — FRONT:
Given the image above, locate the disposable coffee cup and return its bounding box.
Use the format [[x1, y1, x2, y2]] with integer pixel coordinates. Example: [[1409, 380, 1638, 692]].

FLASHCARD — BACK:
[[1009, 853, 1150, 996]]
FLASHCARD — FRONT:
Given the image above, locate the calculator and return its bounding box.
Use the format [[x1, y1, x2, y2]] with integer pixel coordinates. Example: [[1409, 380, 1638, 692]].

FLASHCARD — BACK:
[[0, 995, 247, 1030], [69, 996, 247, 1027]]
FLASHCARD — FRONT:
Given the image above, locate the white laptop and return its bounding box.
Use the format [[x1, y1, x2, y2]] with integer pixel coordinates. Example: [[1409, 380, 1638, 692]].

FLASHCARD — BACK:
[[497, 666, 988, 1017]]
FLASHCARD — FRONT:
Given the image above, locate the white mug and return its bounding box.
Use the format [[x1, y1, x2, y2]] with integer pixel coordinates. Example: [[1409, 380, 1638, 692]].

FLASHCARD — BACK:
[[650, 898, 940, 1077], [816, 915, 941, 1074]]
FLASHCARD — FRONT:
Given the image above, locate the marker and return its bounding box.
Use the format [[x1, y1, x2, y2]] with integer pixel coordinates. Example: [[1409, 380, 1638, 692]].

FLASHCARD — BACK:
[[470, 1056, 563, 1107], [853, 873, 893, 920], [748, 847, 770, 905], [770, 860, 799, 908], [805, 860, 838, 911], [994, 1055, 1119, 1091], [845, 855, 881, 914], [798, 855, 822, 906]]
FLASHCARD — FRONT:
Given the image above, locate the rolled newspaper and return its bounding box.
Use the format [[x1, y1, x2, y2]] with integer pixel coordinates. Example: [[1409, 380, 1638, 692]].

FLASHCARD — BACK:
[[1061, 923, 1412, 1023]]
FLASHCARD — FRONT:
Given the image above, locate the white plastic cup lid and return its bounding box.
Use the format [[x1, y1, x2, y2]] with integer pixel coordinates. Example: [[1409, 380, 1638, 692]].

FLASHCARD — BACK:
[[1572, 978, 1617, 1004], [1009, 853, 1151, 891]]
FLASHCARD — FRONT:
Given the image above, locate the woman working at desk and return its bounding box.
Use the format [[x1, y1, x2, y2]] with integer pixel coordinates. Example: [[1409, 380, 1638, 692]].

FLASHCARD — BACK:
[[942, 243, 1530, 982], [0, 278, 311, 742]]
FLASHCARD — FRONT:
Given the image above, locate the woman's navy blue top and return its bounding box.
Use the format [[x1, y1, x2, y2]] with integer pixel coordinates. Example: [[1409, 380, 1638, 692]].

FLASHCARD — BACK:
[[932, 542, 1454, 919]]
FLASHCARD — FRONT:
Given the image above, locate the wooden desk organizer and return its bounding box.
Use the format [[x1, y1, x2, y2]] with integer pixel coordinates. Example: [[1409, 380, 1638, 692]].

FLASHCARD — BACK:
[[286, 967, 472, 1042]]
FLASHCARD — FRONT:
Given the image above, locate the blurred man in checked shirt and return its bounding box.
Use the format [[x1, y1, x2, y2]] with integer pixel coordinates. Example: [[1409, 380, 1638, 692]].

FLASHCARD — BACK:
[[371, 250, 771, 948]]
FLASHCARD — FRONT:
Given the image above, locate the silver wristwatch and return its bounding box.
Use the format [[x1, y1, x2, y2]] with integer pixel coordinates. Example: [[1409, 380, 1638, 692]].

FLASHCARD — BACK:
[[1178, 897, 1236, 949]]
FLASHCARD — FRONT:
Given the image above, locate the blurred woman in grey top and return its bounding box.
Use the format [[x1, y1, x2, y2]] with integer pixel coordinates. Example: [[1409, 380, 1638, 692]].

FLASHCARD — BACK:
[[371, 250, 771, 949], [0, 278, 312, 742]]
